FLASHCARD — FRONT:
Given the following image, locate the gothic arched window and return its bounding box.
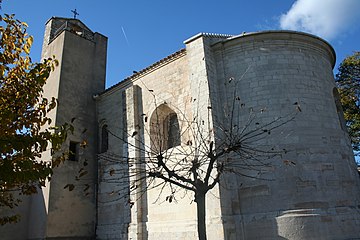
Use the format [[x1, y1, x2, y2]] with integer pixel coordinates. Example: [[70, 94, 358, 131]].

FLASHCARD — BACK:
[[150, 104, 181, 152]]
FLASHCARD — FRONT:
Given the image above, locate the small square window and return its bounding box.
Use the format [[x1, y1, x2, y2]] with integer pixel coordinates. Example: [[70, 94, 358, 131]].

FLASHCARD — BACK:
[[69, 141, 79, 161]]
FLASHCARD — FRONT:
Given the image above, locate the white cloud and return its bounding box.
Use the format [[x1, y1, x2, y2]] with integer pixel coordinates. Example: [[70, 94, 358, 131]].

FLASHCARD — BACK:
[[280, 0, 360, 40]]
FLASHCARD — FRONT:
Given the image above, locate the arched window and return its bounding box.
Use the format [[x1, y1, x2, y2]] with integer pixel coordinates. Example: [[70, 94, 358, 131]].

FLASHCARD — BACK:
[[101, 124, 109, 153], [150, 104, 181, 152]]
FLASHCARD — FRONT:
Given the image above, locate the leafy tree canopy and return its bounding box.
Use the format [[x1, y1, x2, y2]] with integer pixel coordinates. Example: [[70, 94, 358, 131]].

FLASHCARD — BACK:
[[0, 14, 71, 225], [336, 51, 360, 154]]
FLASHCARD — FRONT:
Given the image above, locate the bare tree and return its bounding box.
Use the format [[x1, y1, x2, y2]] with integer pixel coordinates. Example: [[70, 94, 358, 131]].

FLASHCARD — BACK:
[[97, 77, 299, 240]]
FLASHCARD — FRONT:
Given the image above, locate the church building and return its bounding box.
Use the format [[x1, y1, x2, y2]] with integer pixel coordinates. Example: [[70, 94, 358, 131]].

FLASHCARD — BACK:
[[1, 16, 360, 240]]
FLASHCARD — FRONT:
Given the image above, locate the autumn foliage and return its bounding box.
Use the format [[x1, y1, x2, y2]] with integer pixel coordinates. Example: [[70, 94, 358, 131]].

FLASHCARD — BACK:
[[0, 14, 71, 224], [336, 52, 360, 154]]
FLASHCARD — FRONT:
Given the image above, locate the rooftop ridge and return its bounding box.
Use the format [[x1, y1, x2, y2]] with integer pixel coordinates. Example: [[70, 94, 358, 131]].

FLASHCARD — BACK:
[[100, 48, 187, 95], [201, 32, 234, 38], [183, 32, 233, 44]]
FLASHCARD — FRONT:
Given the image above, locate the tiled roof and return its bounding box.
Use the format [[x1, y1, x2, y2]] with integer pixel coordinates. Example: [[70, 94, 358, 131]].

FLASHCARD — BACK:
[[100, 48, 187, 95]]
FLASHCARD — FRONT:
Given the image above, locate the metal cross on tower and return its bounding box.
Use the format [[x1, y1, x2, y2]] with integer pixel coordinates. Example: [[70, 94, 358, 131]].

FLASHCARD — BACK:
[[71, 9, 79, 19]]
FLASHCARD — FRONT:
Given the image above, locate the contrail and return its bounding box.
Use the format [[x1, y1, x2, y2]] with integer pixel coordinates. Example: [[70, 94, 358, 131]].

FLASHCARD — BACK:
[[121, 26, 129, 46]]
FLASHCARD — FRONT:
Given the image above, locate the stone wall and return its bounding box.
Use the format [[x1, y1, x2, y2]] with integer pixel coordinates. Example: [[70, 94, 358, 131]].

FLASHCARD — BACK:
[[96, 31, 360, 240], [209, 31, 360, 239], [96, 50, 207, 239]]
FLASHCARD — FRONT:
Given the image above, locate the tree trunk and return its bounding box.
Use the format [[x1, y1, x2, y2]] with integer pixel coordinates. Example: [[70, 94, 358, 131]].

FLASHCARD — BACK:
[[196, 192, 207, 240]]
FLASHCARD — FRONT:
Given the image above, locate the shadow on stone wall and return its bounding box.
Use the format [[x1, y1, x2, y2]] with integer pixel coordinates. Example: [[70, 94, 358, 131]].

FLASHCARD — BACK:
[[0, 188, 47, 239]]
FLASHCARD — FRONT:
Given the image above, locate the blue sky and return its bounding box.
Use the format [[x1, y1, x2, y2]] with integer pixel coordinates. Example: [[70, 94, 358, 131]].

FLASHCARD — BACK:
[[3, 0, 360, 88]]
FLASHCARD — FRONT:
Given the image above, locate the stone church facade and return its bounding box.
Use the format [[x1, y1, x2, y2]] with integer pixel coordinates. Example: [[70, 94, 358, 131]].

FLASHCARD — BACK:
[[1, 17, 360, 239]]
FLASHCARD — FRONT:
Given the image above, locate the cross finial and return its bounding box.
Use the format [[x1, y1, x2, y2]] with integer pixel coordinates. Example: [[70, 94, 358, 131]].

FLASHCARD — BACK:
[[71, 9, 79, 19]]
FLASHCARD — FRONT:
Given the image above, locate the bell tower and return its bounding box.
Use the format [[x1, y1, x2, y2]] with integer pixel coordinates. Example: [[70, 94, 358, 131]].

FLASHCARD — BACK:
[[30, 17, 107, 239]]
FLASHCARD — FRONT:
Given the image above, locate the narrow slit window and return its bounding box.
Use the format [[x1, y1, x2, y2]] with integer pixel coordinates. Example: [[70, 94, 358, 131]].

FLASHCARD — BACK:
[[166, 113, 180, 149], [69, 141, 79, 161], [101, 124, 109, 153]]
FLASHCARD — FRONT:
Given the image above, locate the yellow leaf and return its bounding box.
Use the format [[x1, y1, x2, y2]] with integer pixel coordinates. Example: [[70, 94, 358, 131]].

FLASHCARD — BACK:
[[80, 140, 88, 148], [24, 45, 30, 54], [26, 36, 33, 47]]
